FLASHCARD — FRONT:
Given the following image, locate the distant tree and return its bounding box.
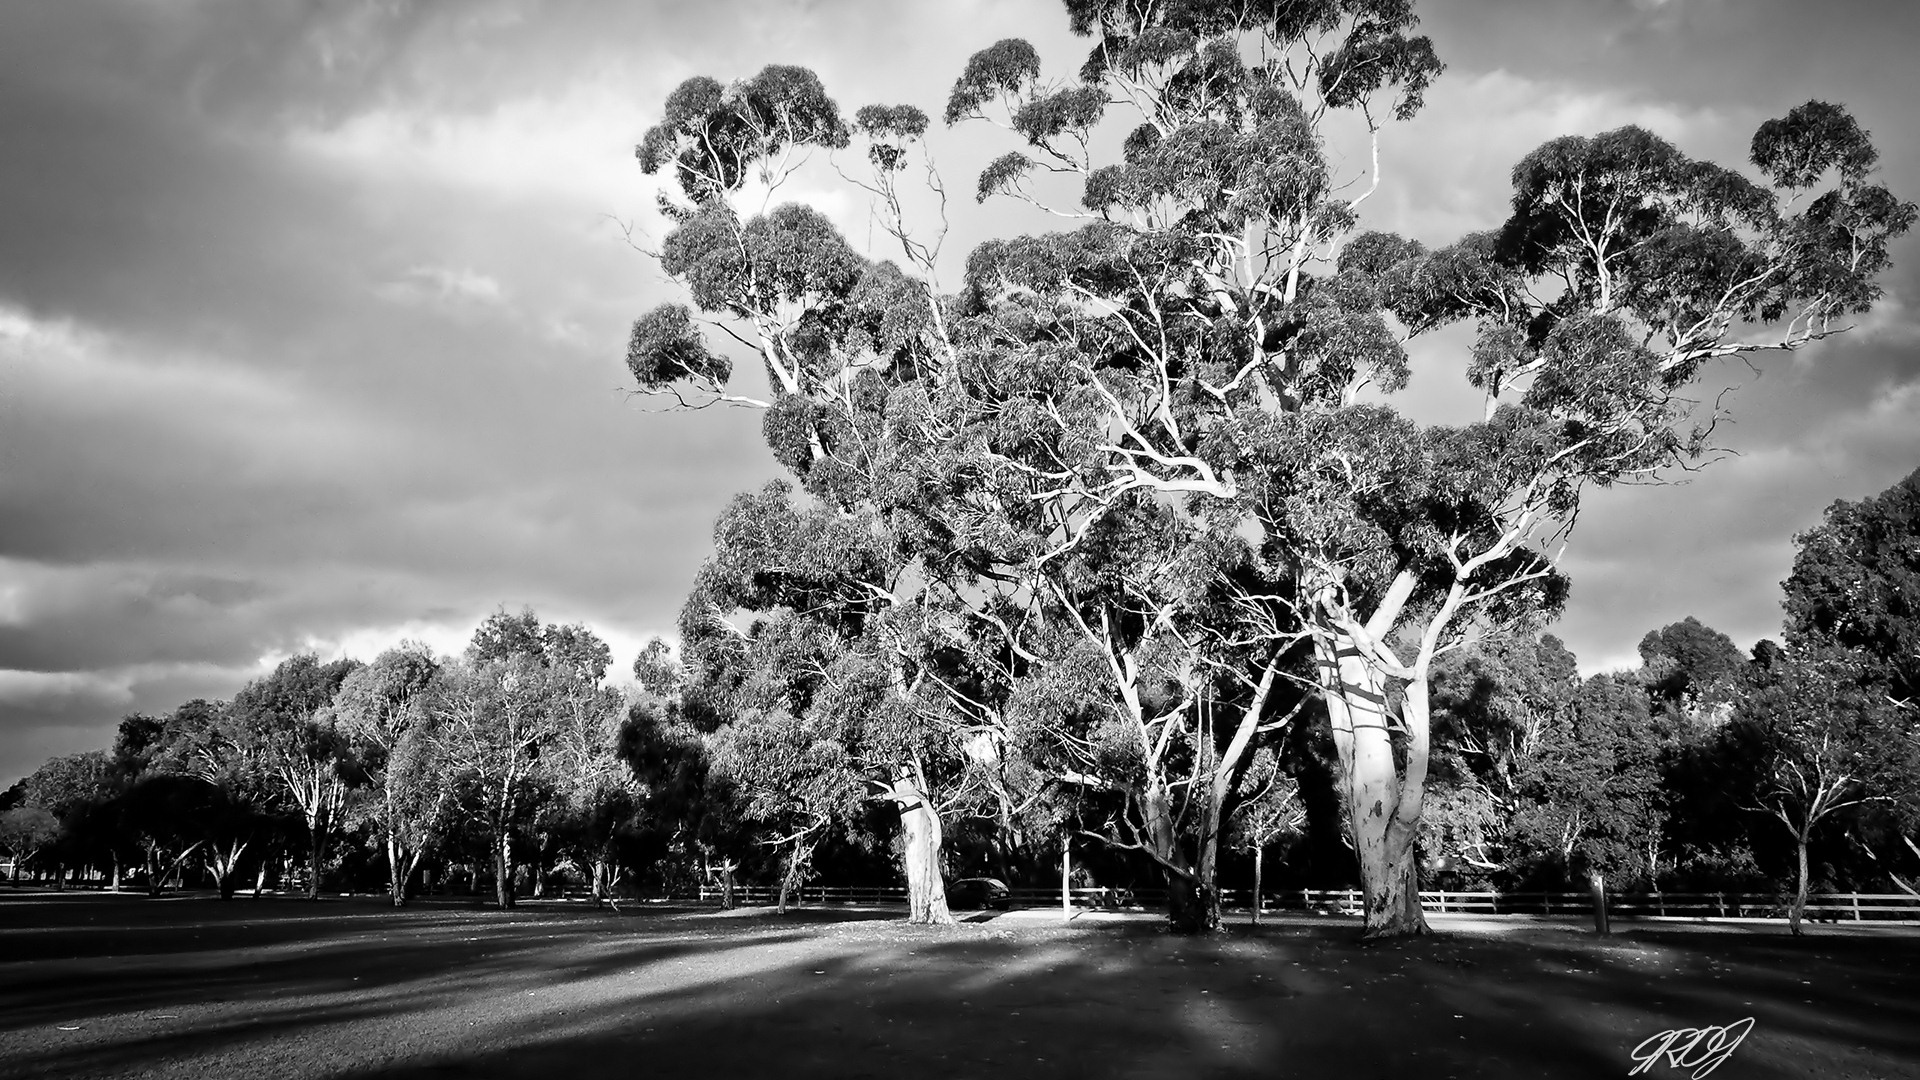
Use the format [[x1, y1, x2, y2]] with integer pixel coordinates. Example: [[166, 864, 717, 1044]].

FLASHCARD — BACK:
[[1784, 467, 1920, 707], [1511, 673, 1668, 930], [1639, 617, 1748, 724], [0, 806, 59, 883], [543, 626, 639, 905], [1736, 648, 1912, 934], [1227, 748, 1305, 924], [707, 706, 863, 912], [334, 643, 445, 907], [21, 751, 121, 888], [431, 610, 591, 908], [1427, 630, 1580, 874], [619, 692, 746, 901], [151, 698, 279, 899], [233, 654, 363, 900]]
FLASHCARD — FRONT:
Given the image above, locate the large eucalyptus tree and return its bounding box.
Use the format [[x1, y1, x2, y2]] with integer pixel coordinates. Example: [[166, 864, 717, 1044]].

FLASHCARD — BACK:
[[937, 3, 1909, 936], [625, 0, 1911, 938]]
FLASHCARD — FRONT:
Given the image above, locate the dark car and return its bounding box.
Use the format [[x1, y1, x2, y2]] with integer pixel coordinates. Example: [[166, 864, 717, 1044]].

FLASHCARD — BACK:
[[947, 877, 1012, 911]]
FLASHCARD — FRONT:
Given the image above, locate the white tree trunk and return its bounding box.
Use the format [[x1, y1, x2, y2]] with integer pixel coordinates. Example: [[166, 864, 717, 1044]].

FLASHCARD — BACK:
[[1318, 630, 1431, 938], [888, 770, 953, 926]]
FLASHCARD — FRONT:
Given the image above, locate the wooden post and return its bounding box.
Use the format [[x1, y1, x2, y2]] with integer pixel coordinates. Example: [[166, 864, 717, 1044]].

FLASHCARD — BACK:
[[1852, 893, 1861, 921], [1588, 871, 1611, 936]]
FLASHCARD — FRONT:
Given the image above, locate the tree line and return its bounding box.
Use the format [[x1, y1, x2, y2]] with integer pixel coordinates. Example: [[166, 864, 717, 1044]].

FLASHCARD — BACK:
[[0, 610, 656, 909], [2, 469, 1916, 936]]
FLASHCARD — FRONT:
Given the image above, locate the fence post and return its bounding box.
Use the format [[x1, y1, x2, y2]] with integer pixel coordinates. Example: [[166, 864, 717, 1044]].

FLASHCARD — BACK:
[[1543, 891, 1550, 916], [1852, 893, 1861, 921]]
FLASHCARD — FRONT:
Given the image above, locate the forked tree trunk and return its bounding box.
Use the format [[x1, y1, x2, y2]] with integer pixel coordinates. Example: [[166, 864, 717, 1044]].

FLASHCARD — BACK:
[[210, 839, 250, 901], [1192, 663, 1280, 935], [886, 768, 953, 926], [387, 835, 426, 908], [776, 839, 813, 914], [1139, 776, 1211, 933], [1317, 631, 1431, 939]]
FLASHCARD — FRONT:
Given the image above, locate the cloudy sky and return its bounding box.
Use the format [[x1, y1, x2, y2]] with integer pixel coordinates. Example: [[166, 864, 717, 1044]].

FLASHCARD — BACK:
[[2, 0, 1916, 785]]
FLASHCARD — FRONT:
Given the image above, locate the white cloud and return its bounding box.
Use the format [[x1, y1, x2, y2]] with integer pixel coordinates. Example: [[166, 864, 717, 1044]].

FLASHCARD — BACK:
[[286, 76, 653, 210], [1360, 69, 1733, 244], [0, 669, 132, 708], [376, 264, 507, 307]]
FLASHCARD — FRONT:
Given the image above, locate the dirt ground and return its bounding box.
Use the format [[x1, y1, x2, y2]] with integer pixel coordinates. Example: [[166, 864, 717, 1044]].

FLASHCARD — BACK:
[[0, 892, 1915, 1080]]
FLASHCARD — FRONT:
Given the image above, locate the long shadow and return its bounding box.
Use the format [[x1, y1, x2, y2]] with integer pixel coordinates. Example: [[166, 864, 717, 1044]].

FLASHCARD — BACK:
[[5, 898, 1915, 1080]]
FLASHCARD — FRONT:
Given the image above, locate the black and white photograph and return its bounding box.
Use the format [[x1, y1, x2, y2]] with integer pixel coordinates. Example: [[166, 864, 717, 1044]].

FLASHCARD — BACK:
[[2, 1, 1917, 1076]]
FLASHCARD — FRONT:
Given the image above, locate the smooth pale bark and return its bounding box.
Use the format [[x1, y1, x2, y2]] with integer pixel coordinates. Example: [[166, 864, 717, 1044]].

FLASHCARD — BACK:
[[386, 834, 427, 908], [305, 821, 326, 900], [590, 857, 611, 907], [1588, 870, 1611, 935], [208, 839, 249, 901], [776, 839, 814, 914], [1061, 839, 1072, 922], [884, 768, 953, 926], [1790, 834, 1810, 937], [1191, 661, 1283, 934], [494, 833, 516, 909], [1317, 631, 1432, 939], [1252, 846, 1265, 926]]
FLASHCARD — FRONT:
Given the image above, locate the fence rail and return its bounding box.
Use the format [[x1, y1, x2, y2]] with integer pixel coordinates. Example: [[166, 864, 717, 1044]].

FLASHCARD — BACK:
[[688, 883, 1920, 922]]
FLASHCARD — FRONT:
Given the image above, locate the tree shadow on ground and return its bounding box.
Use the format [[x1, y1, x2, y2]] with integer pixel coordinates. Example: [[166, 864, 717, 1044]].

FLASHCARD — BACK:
[[2, 898, 1914, 1080]]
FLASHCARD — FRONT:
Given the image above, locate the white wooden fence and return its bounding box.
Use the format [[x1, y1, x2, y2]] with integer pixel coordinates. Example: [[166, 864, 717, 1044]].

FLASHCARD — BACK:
[[689, 883, 1920, 922]]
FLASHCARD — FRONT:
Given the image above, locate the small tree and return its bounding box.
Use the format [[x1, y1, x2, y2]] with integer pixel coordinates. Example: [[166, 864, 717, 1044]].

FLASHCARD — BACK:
[[1639, 618, 1749, 726], [0, 806, 59, 883], [1426, 630, 1581, 875], [1227, 748, 1305, 924], [334, 643, 445, 907], [544, 625, 638, 906], [1739, 650, 1903, 935], [234, 654, 363, 900], [707, 708, 862, 912], [153, 699, 279, 899], [22, 751, 122, 889], [1511, 673, 1668, 933]]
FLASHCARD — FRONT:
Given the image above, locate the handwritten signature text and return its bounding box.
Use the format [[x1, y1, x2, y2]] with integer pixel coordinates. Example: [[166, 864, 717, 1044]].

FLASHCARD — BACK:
[[1627, 1017, 1755, 1079]]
